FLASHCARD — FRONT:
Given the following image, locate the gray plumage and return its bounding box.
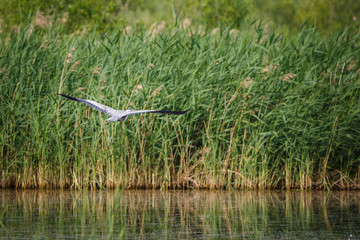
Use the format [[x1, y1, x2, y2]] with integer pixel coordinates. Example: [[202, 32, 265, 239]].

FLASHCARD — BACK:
[[59, 94, 190, 125]]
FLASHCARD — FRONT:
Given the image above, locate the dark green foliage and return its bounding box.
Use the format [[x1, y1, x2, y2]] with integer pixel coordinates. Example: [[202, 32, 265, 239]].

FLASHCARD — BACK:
[[180, 0, 248, 29], [0, 0, 143, 32], [251, 0, 360, 32], [0, 0, 359, 34]]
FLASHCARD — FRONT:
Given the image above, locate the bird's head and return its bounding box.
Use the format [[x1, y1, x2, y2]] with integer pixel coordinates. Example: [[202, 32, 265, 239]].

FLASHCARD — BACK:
[[105, 116, 118, 125]]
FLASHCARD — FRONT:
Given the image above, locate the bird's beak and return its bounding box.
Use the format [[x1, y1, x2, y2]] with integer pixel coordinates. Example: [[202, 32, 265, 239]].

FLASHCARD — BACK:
[[105, 121, 110, 126]]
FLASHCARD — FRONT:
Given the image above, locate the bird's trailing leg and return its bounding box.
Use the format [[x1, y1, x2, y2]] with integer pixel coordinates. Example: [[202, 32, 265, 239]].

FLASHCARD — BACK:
[[105, 121, 110, 125]]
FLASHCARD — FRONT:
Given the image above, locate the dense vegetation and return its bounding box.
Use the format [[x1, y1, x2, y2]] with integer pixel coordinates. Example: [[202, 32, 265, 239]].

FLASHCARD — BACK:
[[0, 0, 359, 33], [1, 21, 359, 189]]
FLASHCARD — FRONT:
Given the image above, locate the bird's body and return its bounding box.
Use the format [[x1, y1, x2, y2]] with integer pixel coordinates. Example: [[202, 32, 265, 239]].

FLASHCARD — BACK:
[[59, 94, 190, 125]]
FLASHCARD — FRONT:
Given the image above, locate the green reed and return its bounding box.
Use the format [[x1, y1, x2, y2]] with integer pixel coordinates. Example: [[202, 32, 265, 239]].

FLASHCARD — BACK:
[[1, 23, 359, 189]]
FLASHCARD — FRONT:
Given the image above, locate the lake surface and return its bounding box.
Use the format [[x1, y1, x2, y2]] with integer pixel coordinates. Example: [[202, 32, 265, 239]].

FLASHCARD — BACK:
[[0, 190, 359, 239]]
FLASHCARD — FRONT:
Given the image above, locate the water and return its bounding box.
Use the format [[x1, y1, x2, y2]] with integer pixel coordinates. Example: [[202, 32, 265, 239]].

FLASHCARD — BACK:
[[0, 190, 359, 239]]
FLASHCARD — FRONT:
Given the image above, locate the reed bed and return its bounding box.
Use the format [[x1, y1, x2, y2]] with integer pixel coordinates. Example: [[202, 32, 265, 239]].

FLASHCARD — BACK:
[[1, 23, 360, 189]]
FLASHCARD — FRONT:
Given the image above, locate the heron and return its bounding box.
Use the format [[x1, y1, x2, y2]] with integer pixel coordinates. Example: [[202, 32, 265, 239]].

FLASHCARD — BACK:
[[59, 94, 190, 125]]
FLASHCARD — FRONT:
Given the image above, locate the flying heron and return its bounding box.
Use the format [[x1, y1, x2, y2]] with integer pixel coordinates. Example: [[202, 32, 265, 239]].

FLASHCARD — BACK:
[[59, 94, 190, 125]]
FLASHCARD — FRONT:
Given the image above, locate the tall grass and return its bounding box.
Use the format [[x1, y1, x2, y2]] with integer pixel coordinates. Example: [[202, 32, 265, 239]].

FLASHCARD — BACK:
[[1, 23, 360, 189]]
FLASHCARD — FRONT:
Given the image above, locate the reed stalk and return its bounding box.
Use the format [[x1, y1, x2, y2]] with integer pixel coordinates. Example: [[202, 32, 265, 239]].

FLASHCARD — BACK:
[[1, 23, 359, 189]]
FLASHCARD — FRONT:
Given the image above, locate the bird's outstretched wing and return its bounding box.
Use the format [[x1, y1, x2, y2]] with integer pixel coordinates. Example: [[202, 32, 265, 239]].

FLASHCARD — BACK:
[[126, 108, 191, 116], [59, 94, 117, 116]]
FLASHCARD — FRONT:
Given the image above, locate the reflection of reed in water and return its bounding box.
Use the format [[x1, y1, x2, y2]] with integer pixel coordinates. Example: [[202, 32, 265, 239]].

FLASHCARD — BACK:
[[0, 190, 360, 239]]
